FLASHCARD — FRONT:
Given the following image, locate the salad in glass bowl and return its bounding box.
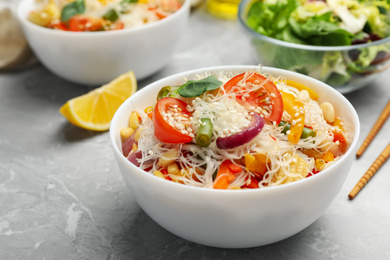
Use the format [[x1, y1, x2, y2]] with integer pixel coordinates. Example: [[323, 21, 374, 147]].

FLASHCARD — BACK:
[[119, 68, 351, 189], [238, 0, 390, 93], [27, 0, 183, 31]]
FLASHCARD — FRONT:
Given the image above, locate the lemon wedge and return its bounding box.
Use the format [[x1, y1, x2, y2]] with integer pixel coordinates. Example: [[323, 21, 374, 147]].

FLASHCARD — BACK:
[[60, 71, 137, 131]]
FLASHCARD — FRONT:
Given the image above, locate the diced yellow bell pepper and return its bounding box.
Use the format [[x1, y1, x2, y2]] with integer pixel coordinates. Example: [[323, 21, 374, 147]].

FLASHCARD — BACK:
[[285, 80, 319, 100], [332, 117, 344, 131], [245, 153, 267, 175], [322, 151, 335, 163], [282, 91, 305, 144]]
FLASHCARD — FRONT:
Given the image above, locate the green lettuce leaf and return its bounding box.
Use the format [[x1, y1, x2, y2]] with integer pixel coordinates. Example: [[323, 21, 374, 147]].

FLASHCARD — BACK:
[[288, 13, 353, 46], [246, 0, 298, 37]]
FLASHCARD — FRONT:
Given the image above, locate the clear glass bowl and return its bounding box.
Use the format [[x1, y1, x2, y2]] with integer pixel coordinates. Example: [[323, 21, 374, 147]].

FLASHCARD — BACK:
[[237, 0, 390, 94]]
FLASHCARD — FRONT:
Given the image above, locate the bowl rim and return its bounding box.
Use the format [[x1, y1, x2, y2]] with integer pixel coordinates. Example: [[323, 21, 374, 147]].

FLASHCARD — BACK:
[[17, 0, 190, 37], [237, 0, 390, 51], [110, 65, 360, 195]]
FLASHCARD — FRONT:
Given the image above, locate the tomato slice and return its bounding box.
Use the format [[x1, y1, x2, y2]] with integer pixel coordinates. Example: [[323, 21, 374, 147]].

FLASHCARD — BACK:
[[153, 97, 193, 143], [47, 21, 69, 31], [223, 72, 283, 125], [68, 15, 104, 32], [113, 21, 125, 30]]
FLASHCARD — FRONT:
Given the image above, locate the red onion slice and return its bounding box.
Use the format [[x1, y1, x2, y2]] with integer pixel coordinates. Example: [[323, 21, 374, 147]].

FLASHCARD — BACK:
[[122, 133, 136, 157], [216, 113, 265, 150], [128, 151, 143, 167]]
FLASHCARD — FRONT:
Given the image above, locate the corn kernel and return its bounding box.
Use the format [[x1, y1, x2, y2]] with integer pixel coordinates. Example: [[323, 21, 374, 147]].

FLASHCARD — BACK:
[[134, 127, 142, 142], [159, 149, 178, 167], [154, 170, 165, 179], [171, 169, 188, 184], [315, 159, 326, 171], [167, 162, 179, 175], [132, 143, 138, 152], [129, 111, 140, 130], [272, 153, 309, 184], [144, 106, 153, 114], [120, 127, 135, 142]]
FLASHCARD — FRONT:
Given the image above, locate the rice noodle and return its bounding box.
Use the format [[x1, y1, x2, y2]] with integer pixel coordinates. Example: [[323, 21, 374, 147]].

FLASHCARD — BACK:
[[126, 69, 351, 189]]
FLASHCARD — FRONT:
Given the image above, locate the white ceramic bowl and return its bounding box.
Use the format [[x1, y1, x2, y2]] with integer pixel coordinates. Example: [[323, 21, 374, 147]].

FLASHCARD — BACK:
[[110, 65, 360, 248], [17, 0, 190, 85]]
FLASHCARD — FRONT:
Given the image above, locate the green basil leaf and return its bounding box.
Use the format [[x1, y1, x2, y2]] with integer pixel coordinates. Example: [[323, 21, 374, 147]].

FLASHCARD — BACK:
[[177, 76, 222, 98], [61, 0, 85, 22], [103, 9, 119, 22]]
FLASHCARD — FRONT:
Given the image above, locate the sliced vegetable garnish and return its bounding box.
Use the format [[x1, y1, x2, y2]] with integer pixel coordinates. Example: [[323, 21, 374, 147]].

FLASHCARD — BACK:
[[195, 118, 213, 147], [177, 76, 223, 98], [223, 72, 283, 125], [153, 97, 194, 143], [216, 113, 265, 149], [61, 0, 85, 22], [157, 86, 171, 100]]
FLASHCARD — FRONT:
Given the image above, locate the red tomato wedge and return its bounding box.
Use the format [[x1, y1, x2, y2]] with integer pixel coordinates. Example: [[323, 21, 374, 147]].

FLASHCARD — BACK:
[[153, 97, 193, 143], [47, 21, 69, 31], [113, 21, 125, 30], [223, 72, 283, 125], [68, 15, 104, 31]]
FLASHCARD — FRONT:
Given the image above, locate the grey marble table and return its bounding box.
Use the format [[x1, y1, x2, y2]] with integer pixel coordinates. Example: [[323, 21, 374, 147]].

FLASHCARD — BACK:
[[1, 4, 390, 260]]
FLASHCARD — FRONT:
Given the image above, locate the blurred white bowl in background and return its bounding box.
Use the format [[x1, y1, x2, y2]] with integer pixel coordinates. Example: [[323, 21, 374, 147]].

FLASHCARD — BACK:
[[17, 0, 190, 85]]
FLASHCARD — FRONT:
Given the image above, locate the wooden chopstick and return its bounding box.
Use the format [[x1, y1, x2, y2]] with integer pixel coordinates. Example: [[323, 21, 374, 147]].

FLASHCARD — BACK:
[[356, 99, 390, 158], [349, 142, 390, 200]]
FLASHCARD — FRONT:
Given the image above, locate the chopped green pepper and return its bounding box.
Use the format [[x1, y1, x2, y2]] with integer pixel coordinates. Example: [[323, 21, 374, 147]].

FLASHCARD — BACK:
[[157, 86, 171, 100], [103, 9, 119, 22], [195, 118, 213, 147], [279, 121, 316, 138]]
